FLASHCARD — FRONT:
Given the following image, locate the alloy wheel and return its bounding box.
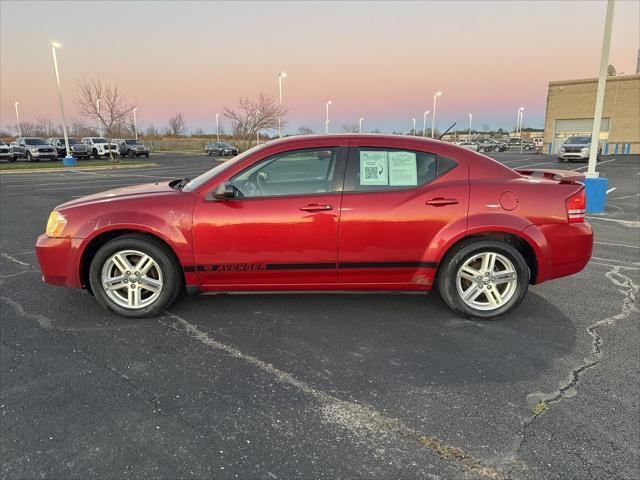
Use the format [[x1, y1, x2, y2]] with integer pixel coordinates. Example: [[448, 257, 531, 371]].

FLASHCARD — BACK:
[[101, 249, 163, 309], [455, 252, 518, 311]]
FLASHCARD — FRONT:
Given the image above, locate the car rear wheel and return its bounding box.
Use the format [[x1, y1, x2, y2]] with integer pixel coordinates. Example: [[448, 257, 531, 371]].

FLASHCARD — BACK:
[[437, 239, 529, 319], [92, 149, 99, 159], [493, 146, 500, 152], [89, 234, 183, 318]]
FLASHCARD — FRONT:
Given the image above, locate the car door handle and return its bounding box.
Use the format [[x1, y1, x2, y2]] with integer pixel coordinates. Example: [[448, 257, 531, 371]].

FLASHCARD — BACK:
[[425, 197, 459, 206], [300, 204, 333, 212]]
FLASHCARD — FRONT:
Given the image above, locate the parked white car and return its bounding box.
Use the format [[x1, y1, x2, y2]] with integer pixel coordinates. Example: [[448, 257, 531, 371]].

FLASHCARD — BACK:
[[456, 141, 479, 151], [81, 137, 119, 158]]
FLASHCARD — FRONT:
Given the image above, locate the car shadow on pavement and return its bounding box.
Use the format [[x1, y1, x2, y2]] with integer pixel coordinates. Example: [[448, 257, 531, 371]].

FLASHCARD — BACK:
[[169, 289, 576, 390]]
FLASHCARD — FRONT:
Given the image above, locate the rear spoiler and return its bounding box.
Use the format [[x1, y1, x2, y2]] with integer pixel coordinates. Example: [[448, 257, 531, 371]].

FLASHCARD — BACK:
[[514, 168, 585, 184]]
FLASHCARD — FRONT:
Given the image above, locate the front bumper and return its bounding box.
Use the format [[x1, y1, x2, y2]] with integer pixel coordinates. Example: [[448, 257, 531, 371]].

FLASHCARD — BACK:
[[559, 151, 588, 160], [35, 235, 83, 288], [30, 151, 58, 159]]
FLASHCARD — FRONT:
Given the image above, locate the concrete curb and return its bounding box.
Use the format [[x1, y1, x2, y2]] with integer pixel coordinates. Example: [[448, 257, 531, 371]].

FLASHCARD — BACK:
[[0, 163, 158, 175]]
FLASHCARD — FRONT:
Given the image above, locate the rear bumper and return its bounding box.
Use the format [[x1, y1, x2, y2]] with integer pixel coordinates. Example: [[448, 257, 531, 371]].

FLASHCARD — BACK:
[[35, 234, 83, 288], [529, 222, 593, 282]]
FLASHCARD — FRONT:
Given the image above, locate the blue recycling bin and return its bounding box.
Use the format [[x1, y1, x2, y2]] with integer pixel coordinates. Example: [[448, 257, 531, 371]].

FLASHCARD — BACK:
[[62, 155, 77, 166], [583, 177, 608, 214]]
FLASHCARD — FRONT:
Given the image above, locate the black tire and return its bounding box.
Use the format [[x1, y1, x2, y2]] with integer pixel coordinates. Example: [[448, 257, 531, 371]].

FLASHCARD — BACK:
[[558, 157, 565, 163], [26, 152, 33, 162], [493, 146, 500, 152], [92, 149, 99, 159], [436, 238, 529, 320], [88, 234, 183, 318], [144, 153, 149, 158], [9, 156, 16, 163], [128, 150, 136, 158]]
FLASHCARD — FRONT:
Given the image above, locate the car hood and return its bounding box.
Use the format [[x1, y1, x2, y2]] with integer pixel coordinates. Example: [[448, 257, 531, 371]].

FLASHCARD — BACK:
[[57, 181, 178, 210]]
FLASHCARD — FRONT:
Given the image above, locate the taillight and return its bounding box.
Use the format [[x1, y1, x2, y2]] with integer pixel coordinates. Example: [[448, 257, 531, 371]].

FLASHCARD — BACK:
[[566, 189, 586, 223]]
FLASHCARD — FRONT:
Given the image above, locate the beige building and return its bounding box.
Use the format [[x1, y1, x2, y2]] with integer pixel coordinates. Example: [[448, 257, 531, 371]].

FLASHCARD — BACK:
[[543, 74, 640, 155]]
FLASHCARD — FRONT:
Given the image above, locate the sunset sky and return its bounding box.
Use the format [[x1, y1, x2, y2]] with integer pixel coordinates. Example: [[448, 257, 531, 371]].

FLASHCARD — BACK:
[[1, 0, 638, 135]]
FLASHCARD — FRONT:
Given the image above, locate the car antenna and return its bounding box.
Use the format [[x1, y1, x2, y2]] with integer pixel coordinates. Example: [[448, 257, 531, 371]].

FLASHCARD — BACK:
[[438, 122, 456, 140]]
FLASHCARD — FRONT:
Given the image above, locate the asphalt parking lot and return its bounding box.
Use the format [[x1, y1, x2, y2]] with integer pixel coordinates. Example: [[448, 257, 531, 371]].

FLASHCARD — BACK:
[[1, 151, 638, 479]]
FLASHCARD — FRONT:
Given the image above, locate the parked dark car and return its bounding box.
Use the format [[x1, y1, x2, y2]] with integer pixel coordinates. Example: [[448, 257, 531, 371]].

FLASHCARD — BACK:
[[508, 138, 534, 151], [0, 142, 16, 162], [205, 142, 239, 156], [46, 137, 91, 159], [11, 137, 58, 161], [477, 139, 508, 153]]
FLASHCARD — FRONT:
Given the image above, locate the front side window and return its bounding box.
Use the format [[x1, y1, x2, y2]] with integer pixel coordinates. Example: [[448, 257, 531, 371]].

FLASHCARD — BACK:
[[344, 147, 457, 192], [230, 148, 339, 198]]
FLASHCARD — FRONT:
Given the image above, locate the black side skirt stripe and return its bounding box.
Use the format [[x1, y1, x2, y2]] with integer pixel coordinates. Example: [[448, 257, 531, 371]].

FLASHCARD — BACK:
[[183, 261, 437, 272]]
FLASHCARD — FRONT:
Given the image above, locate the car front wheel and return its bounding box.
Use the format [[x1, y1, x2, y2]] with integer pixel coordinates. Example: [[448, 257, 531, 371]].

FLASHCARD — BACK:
[[437, 239, 529, 319], [89, 234, 183, 318]]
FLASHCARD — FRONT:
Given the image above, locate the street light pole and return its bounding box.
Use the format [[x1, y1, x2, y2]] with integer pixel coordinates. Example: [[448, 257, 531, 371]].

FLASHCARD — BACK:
[[412, 118, 416, 136], [422, 110, 430, 137], [431, 91, 442, 138], [359, 117, 364, 133], [133, 107, 138, 140], [325, 100, 332, 134], [51, 42, 74, 165], [14, 102, 21, 137], [519, 108, 525, 154], [587, 0, 615, 178], [278, 72, 287, 138], [468, 113, 473, 141], [215, 113, 220, 142], [96, 98, 102, 137]]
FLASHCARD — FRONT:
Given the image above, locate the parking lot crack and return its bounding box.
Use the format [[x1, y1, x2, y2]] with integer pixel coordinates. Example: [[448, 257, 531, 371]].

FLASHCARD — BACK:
[[510, 264, 639, 476], [160, 311, 507, 480]]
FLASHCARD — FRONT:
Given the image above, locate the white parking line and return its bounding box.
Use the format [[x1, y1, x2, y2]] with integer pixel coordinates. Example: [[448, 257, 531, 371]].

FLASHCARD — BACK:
[[594, 241, 640, 249], [575, 159, 616, 170], [610, 193, 639, 200], [606, 187, 617, 194], [586, 216, 640, 227]]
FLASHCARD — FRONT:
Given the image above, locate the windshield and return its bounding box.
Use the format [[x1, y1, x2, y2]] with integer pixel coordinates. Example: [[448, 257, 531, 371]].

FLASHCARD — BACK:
[[92, 138, 108, 143], [24, 138, 46, 145], [566, 136, 591, 144], [183, 144, 266, 192], [125, 140, 140, 145]]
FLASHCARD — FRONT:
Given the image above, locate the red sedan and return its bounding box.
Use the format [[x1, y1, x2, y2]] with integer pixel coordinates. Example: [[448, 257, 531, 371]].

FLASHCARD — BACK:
[[36, 135, 592, 319]]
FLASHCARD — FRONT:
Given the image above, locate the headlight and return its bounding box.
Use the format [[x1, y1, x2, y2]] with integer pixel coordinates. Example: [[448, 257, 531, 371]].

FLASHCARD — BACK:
[[560, 147, 565, 152], [45, 211, 67, 237], [581, 147, 589, 154], [30, 148, 39, 153]]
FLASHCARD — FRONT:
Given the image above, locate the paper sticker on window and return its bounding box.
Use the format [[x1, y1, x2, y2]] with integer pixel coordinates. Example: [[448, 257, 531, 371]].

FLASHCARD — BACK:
[[359, 151, 388, 185], [388, 151, 417, 186]]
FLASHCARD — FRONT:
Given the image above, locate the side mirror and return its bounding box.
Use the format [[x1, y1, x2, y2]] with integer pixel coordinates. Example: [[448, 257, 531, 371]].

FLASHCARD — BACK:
[[210, 182, 236, 201]]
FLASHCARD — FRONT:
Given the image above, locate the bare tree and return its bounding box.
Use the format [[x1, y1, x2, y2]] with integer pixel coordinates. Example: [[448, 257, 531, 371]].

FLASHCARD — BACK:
[[167, 113, 187, 136], [297, 126, 313, 135], [75, 77, 135, 161], [342, 123, 359, 133], [223, 93, 287, 150]]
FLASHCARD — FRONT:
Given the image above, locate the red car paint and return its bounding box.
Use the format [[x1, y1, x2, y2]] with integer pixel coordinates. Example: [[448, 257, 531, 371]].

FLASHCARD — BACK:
[[36, 135, 593, 295]]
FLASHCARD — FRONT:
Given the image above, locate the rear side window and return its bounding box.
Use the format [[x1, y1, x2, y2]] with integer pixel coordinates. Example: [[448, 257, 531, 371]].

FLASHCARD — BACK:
[[344, 147, 457, 192]]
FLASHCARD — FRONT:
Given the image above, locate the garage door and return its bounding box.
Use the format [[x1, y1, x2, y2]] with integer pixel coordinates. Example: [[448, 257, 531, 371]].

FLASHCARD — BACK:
[[552, 118, 610, 153]]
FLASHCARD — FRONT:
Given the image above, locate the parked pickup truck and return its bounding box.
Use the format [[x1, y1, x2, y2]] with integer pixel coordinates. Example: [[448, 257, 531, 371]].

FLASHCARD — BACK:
[[0, 142, 15, 162], [114, 139, 150, 158], [47, 137, 92, 159], [11, 137, 58, 161], [81, 137, 119, 158]]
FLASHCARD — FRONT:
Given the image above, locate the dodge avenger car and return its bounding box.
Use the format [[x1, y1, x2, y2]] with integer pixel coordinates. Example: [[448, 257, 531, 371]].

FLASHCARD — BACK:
[[36, 134, 593, 319]]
